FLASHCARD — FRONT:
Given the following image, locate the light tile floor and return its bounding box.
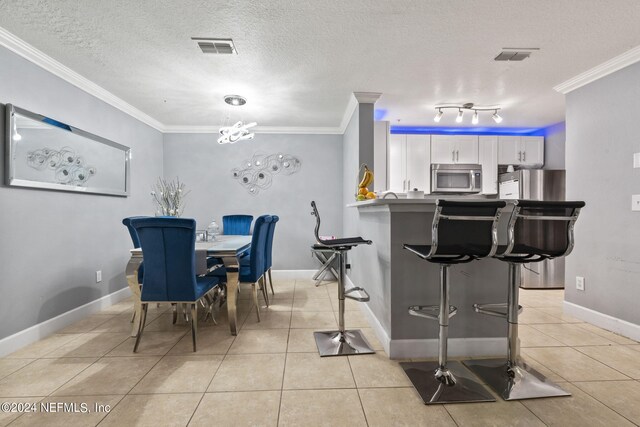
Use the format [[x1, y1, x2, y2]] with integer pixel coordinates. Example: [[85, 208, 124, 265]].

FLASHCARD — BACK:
[[1, 272, 639, 426]]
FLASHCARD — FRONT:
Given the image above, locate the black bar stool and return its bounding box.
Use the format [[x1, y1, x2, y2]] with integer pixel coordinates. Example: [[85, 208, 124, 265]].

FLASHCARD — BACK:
[[401, 200, 506, 405], [464, 200, 585, 400], [310, 201, 374, 357]]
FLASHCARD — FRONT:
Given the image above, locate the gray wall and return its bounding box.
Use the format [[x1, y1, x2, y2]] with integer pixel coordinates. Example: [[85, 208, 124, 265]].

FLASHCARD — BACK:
[[565, 61, 640, 325], [162, 133, 343, 269], [0, 46, 163, 339], [543, 122, 566, 170]]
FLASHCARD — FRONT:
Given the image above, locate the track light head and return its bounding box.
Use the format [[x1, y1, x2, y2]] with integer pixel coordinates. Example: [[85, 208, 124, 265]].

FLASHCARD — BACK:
[[471, 111, 479, 125], [434, 109, 443, 122], [455, 109, 463, 123], [492, 110, 503, 123]]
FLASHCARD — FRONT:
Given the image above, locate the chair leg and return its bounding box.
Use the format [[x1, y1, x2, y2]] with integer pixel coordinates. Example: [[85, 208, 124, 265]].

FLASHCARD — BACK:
[[252, 282, 261, 321], [172, 304, 178, 324], [464, 263, 571, 400], [260, 276, 270, 307], [190, 303, 198, 352], [313, 250, 374, 357], [268, 268, 275, 295], [400, 264, 495, 404], [133, 303, 149, 353]]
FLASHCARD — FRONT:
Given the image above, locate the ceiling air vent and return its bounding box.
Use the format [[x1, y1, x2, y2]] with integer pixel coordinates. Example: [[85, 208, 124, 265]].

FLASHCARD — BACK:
[[494, 48, 539, 61], [192, 37, 237, 54]]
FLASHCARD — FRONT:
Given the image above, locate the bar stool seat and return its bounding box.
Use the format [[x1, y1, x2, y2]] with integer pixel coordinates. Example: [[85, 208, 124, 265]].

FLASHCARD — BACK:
[[310, 201, 374, 357], [400, 199, 506, 405], [464, 199, 585, 401]]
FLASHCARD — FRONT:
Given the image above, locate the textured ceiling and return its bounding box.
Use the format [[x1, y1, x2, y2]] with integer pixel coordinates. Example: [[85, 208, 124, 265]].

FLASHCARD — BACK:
[[1, 0, 640, 129]]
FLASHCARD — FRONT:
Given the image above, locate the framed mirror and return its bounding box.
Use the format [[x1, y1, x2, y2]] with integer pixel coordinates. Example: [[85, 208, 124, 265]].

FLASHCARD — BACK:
[[5, 104, 131, 196]]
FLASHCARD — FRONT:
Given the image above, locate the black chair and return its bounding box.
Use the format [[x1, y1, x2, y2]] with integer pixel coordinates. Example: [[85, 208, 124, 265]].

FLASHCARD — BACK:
[[401, 200, 506, 405], [310, 201, 374, 357], [465, 200, 585, 400]]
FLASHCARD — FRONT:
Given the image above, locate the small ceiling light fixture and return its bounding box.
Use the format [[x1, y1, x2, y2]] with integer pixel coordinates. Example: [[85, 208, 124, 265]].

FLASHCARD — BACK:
[[218, 95, 257, 144], [224, 95, 247, 106], [433, 102, 503, 125], [455, 109, 464, 123]]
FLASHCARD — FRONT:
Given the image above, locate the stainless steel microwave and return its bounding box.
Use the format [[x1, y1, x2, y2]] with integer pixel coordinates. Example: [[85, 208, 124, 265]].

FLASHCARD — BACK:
[[431, 164, 482, 193]]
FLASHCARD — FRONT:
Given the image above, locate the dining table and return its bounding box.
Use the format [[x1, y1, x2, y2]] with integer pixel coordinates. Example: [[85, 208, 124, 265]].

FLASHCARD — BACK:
[[125, 235, 252, 337]]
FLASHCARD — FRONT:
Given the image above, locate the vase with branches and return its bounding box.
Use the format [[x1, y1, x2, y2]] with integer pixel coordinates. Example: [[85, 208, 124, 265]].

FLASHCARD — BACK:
[[151, 177, 190, 217]]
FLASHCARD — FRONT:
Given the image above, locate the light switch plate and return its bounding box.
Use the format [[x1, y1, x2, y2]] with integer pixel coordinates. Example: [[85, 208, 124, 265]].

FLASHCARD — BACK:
[[96, 270, 102, 283], [576, 276, 585, 291], [633, 195, 640, 211], [634, 153, 640, 168]]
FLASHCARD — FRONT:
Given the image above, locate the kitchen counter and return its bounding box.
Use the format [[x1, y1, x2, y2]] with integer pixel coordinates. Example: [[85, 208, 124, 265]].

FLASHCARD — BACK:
[[345, 198, 512, 359]]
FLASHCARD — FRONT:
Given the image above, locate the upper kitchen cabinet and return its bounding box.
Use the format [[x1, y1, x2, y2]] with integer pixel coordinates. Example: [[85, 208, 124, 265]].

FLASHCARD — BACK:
[[431, 135, 479, 164], [388, 134, 430, 193], [498, 136, 544, 167], [479, 136, 498, 195]]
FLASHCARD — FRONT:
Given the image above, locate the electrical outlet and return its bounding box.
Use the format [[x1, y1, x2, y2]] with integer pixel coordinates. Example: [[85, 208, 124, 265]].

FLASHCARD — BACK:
[[96, 270, 102, 283], [633, 195, 640, 211], [576, 276, 585, 291]]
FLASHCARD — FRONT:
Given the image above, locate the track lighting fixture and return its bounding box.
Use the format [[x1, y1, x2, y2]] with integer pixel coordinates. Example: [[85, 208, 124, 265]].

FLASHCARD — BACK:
[[433, 103, 503, 124]]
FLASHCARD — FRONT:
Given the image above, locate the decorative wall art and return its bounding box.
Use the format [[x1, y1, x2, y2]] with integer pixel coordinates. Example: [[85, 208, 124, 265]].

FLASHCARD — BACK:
[[5, 104, 130, 196], [26, 146, 97, 186], [231, 152, 302, 195]]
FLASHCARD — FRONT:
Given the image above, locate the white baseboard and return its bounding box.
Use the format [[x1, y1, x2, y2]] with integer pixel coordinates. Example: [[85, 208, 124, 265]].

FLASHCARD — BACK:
[[347, 275, 507, 359], [0, 287, 132, 357], [564, 301, 640, 342]]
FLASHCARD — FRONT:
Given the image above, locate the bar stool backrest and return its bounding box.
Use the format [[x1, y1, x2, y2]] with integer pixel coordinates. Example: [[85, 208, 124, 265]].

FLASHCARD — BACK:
[[430, 200, 506, 257], [505, 200, 585, 259]]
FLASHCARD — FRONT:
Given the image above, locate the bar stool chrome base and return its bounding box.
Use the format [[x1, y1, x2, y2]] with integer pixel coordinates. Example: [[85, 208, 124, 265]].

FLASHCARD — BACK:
[[464, 359, 570, 400], [400, 361, 496, 404], [314, 330, 375, 357]]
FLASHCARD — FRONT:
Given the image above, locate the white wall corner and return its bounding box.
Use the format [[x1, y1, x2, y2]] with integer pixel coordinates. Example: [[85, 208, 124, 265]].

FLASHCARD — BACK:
[[554, 44, 640, 94], [563, 301, 640, 342]]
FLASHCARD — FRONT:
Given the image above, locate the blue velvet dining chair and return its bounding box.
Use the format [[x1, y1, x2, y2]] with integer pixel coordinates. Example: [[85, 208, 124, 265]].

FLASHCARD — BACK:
[[223, 215, 253, 235], [122, 216, 148, 284], [213, 215, 272, 320], [131, 217, 221, 352], [263, 215, 279, 296]]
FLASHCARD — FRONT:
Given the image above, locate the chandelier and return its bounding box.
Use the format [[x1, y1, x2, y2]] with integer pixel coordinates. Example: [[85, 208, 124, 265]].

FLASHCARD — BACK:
[[217, 95, 257, 144], [434, 103, 502, 124], [218, 120, 257, 144]]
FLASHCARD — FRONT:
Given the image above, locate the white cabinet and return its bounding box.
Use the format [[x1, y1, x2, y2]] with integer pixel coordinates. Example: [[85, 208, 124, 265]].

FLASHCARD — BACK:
[[498, 136, 544, 167], [388, 134, 430, 193], [479, 136, 498, 195], [431, 135, 479, 164]]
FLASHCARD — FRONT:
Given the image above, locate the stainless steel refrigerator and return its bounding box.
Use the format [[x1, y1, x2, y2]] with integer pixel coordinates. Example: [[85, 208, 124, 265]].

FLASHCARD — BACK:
[[499, 169, 566, 289]]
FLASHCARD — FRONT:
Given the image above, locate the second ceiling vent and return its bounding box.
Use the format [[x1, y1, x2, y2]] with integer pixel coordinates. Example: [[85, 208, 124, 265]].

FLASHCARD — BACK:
[[192, 38, 237, 54]]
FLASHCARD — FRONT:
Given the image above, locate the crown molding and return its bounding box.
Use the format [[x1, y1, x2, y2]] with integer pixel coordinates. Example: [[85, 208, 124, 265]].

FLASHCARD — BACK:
[[352, 91, 382, 104], [163, 125, 343, 134], [0, 26, 165, 131], [0, 26, 369, 136], [554, 44, 640, 94]]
